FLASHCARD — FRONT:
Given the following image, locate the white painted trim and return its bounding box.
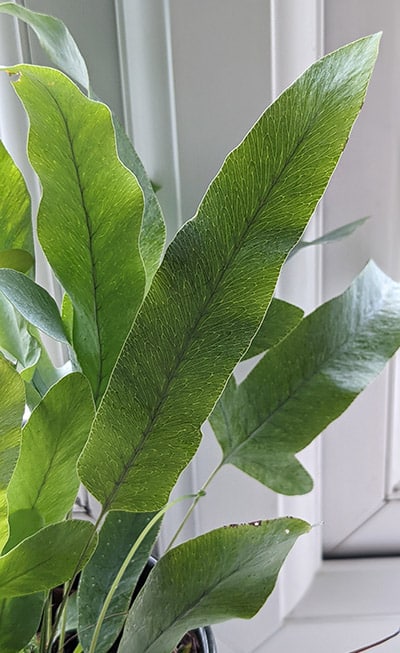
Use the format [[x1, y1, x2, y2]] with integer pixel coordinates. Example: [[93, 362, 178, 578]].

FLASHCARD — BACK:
[[115, 0, 184, 238]]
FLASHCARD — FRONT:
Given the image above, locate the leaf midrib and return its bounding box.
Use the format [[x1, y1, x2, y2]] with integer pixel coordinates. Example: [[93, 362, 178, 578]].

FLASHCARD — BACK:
[[33, 75, 104, 401], [103, 112, 327, 511], [222, 289, 393, 463]]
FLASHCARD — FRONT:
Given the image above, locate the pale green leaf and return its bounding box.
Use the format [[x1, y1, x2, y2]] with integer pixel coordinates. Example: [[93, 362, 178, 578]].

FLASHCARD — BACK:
[[244, 298, 304, 360], [6, 64, 145, 402], [0, 3, 88, 90], [289, 216, 369, 258], [79, 35, 380, 512], [6, 374, 94, 549], [119, 518, 310, 653], [0, 358, 25, 552], [0, 594, 44, 653], [0, 520, 97, 599], [0, 269, 68, 344], [78, 512, 160, 653], [0, 295, 40, 375], [210, 262, 400, 495]]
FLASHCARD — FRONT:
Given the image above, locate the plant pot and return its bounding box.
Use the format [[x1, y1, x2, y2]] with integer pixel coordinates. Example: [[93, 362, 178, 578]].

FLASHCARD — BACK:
[[50, 557, 217, 653]]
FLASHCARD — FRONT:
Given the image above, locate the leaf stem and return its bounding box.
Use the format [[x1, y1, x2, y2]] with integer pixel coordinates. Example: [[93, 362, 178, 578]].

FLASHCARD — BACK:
[[165, 460, 223, 551], [87, 493, 200, 653], [57, 582, 68, 652], [346, 627, 400, 653]]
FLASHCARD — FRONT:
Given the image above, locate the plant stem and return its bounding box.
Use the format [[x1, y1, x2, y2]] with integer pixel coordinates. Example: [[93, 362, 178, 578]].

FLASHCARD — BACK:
[[87, 494, 199, 653], [165, 460, 223, 551], [57, 583, 68, 652]]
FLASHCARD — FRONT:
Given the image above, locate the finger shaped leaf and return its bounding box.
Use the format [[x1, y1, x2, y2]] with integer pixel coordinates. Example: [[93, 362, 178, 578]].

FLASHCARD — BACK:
[[79, 35, 380, 512], [0, 3, 88, 90], [244, 298, 304, 360], [6, 374, 94, 549], [78, 511, 160, 653], [0, 359, 25, 552], [210, 262, 400, 495], [119, 518, 310, 653], [6, 64, 145, 403], [0, 269, 68, 344], [0, 519, 97, 599]]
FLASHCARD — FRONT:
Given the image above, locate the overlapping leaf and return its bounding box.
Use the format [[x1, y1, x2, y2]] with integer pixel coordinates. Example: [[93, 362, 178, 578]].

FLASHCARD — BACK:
[[0, 3, 166, 291], [210, 262, 400, 495], [6, 65, 146, 402], [78, 512, 160, 653], [0, 270, 68, 344], [0, 359, 24, 553], [79, 35, 380, 513], [119, 518, 310, 653], [5, 373, 94, 552], [243, 298, 304, 360], [0, 520, 97, 599]]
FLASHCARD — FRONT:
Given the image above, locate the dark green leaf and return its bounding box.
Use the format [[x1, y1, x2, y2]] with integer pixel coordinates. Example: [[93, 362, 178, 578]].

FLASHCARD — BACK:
[[119, 518, 310, 653], [0, 520, 97, 599], [0, 269, 68, 344], [244, 298, 304, 359], [79, 35, 380, 512], [7, 64, 146, 402], [0, 593, 44, 653], [0, 3, 88, 90], [6, 374, 94, 549], [113, 117, 166, 292], [0, 358, 25, 552], [210, 262, 400, 495], [78, 512, 160, 653]]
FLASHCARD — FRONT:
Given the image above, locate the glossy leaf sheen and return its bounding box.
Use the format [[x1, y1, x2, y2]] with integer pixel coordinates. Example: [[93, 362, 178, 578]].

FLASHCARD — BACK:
[[6, 374, 94, 548], [211, 262, 400, 495], [79, 35, 380, 512], [0, 359, 25, 552], [0, 269, 68, 344], [119, 518, 310, 653], [78, 511, 160, 653], [7, 64, 145, 402], [244, 298, 304, 360], [0, 520, 97, 598]]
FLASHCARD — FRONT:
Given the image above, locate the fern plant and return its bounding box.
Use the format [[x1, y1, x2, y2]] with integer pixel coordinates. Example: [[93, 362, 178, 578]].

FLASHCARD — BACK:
[[0, 5, 398, 653]]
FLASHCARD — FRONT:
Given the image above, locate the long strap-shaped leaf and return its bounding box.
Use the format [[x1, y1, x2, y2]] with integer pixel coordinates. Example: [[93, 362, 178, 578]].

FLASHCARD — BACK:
[[118, 518, 310, 653], [210, 262, 400, 495], [0, 358, 25, 552], [79, 35, 380, 512], [0, 3, 166, 291], [5, 65, 145, 402], [0, 141, 33, 259]]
